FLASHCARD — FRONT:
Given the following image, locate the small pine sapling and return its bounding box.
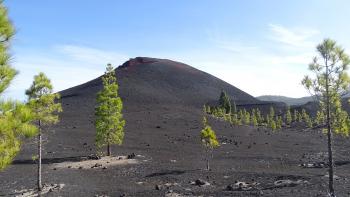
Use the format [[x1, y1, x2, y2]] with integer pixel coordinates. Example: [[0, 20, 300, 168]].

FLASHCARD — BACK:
[[200, 116, 219, 171]]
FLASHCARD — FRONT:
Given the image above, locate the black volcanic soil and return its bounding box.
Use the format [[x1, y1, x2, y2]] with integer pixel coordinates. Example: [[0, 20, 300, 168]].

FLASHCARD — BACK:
[[1, 57, 350, 196]]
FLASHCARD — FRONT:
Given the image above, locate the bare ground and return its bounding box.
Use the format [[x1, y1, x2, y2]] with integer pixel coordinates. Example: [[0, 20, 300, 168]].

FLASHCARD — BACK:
[[1, 107, 350, 196]]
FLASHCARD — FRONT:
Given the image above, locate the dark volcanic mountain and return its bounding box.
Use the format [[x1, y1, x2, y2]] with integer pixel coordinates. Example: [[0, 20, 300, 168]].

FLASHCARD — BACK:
[[60, 57, 258, 107], [2, 57, 350, 196]]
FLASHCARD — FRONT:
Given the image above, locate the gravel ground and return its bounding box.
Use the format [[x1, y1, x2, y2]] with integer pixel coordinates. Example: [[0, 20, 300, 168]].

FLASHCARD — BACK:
[[1, 57, 350, 196]]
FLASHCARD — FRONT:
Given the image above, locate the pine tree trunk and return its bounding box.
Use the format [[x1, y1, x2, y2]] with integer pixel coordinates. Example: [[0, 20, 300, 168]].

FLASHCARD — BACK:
[[107, 142, 111, 156], [206, 149, 210, 171], [206, 157, 209, 171], [327, 121, 334, 197], [206, 159, 209, 171], [325, 63, 335, 197], [37, 120, 42, 191], [326, 100, 335, 196]]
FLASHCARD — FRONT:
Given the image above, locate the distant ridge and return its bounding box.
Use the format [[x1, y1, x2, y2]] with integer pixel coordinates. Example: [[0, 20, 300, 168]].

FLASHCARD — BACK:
[[257, 95, 314, 106]]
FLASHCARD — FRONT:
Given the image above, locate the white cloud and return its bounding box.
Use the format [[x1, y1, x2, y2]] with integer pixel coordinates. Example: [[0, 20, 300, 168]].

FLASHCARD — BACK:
[[220, 45, 258, 53], [264, 53, 314, 65], [57, 45, 129, 66], [268, 24, 320, 48], [216, 42, 258, 53], [4, 45, 129, 101], [194, 24, 321, 98]]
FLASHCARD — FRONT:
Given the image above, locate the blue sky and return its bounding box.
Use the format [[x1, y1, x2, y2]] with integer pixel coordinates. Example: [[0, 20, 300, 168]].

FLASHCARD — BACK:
[[4, 0, 350, 100]]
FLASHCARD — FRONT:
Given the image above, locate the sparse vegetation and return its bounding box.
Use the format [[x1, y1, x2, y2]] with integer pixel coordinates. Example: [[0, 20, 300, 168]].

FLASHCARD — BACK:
[[205, 92, 317, 133]]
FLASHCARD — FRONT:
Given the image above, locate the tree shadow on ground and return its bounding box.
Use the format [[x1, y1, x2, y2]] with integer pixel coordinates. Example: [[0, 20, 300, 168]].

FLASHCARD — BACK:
[[0, 190, 36, 197], [335, 160, 350, 166], [145, 170, 186, 178], [12, 155, 94, 165]]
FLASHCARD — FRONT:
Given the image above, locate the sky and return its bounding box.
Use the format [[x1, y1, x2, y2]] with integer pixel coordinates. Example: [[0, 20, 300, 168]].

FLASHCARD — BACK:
[[4, 0, 350, 100]]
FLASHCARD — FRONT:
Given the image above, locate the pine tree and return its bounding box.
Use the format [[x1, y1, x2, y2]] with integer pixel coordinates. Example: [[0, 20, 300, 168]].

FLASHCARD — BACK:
[[285, 107, 292, 126], [242, 109, 250, 125], [218, 108, 225, 117], [246, 111, 251, 125], [266, 107, 276, 130], [251, 112, 258, 127], [230, 113, 239, 126], [266, 114, 270, 125], [229, 109, 240, 125], [26, 72, 62, 191], [206, 105, 211, 114], [250, 109, 258, 127], [315, 110, 326, 126], [269, 106, 275, 120], [229, 113, 234, 125], [276, 116, 283, 129], [238, 110, 244, 124], [306, 116, 313, 128], [293, 110, 298, 122], [213, 107, 219, 117], [252, 109, 256, 117], [200, 116, 219, 171], [232, 101, 237, 114], [95, 64, 125, 157], [298, 111, 303, 122], [302, 38, 350, 196], [237, 117, 242, 126], [0, 2, 37, 171], [301, 109, 313, 128], [256, 108, 263, 125], [219, 90, 231, 114], [211, 107, 216, 117], [0, 102, 37, 170], [301, 109, 307, 122], [270, 119, 276, 131]]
